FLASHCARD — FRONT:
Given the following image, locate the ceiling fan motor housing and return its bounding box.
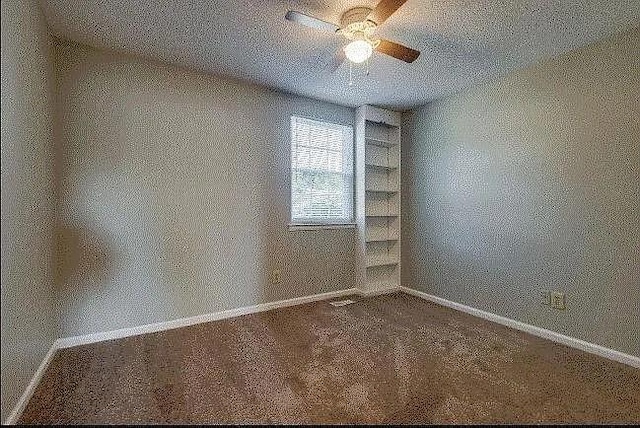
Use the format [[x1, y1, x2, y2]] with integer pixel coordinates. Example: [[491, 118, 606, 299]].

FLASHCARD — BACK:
[[339, 7, 378, 45], [339, 7, 374, 29]]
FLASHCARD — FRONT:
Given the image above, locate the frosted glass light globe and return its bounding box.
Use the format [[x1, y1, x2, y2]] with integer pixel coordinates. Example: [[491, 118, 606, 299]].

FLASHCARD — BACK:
[[344, 40, 373, 63]]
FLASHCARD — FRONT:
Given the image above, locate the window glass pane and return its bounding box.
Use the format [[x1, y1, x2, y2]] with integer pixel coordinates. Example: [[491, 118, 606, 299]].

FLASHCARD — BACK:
[[291, 116, 353, 224]]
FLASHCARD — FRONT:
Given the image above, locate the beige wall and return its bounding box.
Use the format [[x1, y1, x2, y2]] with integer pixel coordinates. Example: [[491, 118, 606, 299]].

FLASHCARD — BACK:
[[1, 0, 58, 421], [53, 41, 355, 337], [402, 28, 640, 355]]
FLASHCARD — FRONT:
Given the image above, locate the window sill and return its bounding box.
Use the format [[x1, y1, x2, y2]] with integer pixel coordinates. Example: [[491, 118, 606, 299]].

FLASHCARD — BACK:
[[288, 223, 356, 231]]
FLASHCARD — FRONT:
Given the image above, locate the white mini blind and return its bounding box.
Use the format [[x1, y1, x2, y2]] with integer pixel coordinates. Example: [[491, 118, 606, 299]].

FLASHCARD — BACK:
[[290, 116, 354, 224]]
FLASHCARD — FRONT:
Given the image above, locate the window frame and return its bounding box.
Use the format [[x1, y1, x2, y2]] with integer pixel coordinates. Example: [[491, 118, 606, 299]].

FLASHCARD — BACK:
[[289, 115, 355, 229]]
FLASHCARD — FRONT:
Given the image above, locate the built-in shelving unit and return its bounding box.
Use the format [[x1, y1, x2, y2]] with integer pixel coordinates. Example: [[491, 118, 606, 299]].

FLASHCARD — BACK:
[[355, 106, 401, 296]]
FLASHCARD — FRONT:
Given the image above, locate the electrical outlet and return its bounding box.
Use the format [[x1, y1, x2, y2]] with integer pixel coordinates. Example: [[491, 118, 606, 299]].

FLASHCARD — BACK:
[[541, 291, 551, 305], [551, 292, 565, 310], [271, 269, 281, 284]]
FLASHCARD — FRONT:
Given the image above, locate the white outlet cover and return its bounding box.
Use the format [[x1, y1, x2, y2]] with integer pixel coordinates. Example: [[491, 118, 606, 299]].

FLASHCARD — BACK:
[[552, 292, 566, 310]]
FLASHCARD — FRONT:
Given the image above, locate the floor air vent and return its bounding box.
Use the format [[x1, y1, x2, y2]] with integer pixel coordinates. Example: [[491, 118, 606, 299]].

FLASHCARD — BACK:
[[329, 299, 356, 307]]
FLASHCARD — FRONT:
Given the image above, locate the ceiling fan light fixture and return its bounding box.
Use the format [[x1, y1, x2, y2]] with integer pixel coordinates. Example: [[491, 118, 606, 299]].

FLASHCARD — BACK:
[[285, 1, 420, 68], [344, 39, 373, 63]]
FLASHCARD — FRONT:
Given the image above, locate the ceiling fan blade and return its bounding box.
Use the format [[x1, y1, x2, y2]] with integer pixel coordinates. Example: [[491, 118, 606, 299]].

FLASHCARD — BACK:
[[366, 0, 408, 25], [285, 11, 340, 33], [376, 39, 420, 63], [329, 49, 346, 73]]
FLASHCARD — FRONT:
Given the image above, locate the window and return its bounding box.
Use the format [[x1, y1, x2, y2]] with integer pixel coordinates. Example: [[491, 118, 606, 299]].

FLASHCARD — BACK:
[[290, 116, 354, 226]]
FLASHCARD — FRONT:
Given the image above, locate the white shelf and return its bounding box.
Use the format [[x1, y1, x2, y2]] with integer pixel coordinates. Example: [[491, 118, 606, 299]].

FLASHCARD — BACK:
[[356, 106, 402, 295], [365, 137, 396, 148], [365, 162, 398, 170], [365, 188, 398, 193], [366, 255, 399, 267], [365, 281, 398, 292], [365, 236, 399, 243]]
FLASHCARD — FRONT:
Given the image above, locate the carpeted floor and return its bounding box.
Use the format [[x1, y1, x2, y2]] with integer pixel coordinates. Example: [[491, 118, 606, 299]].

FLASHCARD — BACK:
[[19, 293, 640, 424]]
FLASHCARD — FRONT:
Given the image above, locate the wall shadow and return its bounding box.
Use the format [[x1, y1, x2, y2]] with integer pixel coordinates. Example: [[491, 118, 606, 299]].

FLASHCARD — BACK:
[[54, 223, 116, 292]]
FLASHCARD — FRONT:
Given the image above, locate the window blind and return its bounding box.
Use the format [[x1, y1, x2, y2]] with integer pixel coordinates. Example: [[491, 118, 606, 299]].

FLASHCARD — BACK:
[[290, 116, 354, 224]]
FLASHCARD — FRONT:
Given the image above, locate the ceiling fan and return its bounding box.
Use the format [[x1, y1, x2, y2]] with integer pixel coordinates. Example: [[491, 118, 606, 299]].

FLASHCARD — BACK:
[[285, 0, 420, 69]]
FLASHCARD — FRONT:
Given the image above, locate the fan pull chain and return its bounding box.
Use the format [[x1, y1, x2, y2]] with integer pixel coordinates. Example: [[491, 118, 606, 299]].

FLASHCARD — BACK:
[[366, 56, 370, 76]]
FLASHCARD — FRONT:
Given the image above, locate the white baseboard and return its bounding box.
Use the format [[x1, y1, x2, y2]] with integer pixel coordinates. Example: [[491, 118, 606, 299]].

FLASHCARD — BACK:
[[56, 288, 359, 349], [4, 342, 58, 425], [399, 286, 640, 369]]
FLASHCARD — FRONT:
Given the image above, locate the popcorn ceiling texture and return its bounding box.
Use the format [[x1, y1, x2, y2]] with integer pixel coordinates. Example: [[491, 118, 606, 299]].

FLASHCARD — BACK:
[[40, 0, 640, 110], [19, 293, 640, 424]]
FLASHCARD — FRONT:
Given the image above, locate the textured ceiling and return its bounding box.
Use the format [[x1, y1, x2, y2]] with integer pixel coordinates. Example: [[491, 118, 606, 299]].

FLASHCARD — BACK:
[[41, 0, 640, 110]]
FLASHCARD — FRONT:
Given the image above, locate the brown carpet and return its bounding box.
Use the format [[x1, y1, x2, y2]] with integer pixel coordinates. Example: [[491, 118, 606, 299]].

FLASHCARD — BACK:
[[18, 293, 640, 424]]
